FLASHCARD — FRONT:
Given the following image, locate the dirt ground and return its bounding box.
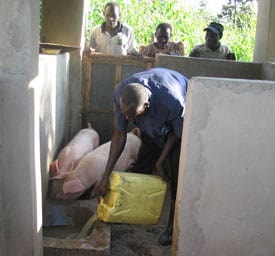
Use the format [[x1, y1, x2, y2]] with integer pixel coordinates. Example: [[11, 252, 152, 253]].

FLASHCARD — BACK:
[[110, 190, 172, 256]]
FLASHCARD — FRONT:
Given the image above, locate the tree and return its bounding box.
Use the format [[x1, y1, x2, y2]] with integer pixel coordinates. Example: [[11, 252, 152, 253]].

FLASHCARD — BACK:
[[86, 0, 256, 61], [198, 0, 207, 12], [218, 0, 255, 29]]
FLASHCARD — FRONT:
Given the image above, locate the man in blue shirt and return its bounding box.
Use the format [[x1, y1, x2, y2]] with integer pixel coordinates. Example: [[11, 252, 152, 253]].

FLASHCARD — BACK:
[[96, 67, 188, 246]]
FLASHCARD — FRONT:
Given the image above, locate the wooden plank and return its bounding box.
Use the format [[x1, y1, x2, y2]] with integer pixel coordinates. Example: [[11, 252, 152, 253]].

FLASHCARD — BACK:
[[86, 109, 113, 114], [86, 53, 155, 67], [114, 64, 122, 89], [112, 64, 122, 132], [83, 55, 92, 113]]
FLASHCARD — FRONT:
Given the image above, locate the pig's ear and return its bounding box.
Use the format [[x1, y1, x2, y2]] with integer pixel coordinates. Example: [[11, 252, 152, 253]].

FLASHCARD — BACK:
[[63, 179, 85, 194], [50, 172, 68, 180], [68, 161, 75, 172], [49, 160, 59, 176]]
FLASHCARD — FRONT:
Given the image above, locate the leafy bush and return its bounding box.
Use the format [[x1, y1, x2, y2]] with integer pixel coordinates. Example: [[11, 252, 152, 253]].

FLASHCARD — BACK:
[[87, 0, 257, 62]]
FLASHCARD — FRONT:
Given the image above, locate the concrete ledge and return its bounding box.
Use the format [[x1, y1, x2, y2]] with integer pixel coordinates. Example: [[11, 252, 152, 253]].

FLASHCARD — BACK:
[[156, 55, 262, 80], [43, 199, 110, 256]]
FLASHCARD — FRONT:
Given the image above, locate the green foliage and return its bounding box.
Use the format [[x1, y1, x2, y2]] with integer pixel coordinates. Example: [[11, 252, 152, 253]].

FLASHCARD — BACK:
[[216, 0, 257, 61], [87, 0, 257, 62], [218, 0, 255, 28], [222, 12, 257, 61]]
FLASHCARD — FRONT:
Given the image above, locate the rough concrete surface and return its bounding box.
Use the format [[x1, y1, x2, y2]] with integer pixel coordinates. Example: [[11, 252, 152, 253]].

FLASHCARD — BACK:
[[175, 77, 275, 256]]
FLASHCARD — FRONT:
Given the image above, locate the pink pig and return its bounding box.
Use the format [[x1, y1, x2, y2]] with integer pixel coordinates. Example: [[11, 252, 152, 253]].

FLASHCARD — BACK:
[[49, 124, 100, 176], [51, 128, 141, 199]]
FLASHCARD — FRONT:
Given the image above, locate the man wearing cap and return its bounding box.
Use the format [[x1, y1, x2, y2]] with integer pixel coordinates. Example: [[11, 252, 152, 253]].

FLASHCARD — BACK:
[[189, 21, 236, 60]]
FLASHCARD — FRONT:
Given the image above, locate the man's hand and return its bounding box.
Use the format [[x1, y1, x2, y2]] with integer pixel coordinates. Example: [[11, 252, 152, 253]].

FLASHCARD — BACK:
[[95, 175, 110, 202], [85, 47, 96, 57], [155, 161, 169, 182], [155, 132, 179, 182], [95, 130, 127, 202], [176, 41, 184, 56]]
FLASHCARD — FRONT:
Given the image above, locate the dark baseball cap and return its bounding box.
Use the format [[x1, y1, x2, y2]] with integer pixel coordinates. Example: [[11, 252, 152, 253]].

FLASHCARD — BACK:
[[204, 22, 224, 38]]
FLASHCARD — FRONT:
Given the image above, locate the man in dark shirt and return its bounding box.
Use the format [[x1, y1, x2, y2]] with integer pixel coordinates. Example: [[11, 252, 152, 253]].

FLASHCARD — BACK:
[[96, 67, 188, 246], [140, 23, 184, 57], [189, 22, 236, 60]]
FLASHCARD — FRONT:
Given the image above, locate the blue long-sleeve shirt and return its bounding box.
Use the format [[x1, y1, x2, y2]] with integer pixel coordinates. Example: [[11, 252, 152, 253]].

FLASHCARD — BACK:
[[114, 68, 188, 147]]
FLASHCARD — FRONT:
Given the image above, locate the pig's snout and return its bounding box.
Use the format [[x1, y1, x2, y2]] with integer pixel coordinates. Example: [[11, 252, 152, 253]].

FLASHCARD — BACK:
[[49, 160, 59, 176]]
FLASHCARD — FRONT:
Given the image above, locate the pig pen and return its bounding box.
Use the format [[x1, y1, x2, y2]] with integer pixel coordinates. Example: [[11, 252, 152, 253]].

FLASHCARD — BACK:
[[39, 53, 275, 255], [40, 53, 171, 256]]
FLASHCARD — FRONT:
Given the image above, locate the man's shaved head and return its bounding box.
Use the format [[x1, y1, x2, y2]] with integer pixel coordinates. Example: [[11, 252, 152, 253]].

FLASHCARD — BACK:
[[120, 83, 149, 119]]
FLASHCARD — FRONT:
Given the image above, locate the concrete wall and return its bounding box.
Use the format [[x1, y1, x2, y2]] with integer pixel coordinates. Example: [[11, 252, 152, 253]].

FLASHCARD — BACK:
[[254, 0, 275, 62], [261, 62, 275, 81], [173, 77, 275, 255], [156, 55, 262, 80], [0, 1, 84, 254], [38, 53, 70, 202], [41, 0, 88, 137], [0, 0, 42, 255]]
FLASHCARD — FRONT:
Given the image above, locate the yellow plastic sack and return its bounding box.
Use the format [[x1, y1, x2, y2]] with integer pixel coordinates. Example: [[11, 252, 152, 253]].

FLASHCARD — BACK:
[[97, 171, 167, 224]]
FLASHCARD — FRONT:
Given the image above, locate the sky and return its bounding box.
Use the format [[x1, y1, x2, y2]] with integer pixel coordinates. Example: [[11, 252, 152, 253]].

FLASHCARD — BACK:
[[184, 0, 257, 14], [184, 0, 229, 14]]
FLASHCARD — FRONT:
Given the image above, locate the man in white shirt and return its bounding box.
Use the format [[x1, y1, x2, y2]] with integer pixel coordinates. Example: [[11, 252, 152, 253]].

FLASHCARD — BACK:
[[89, 2, 138, 56]]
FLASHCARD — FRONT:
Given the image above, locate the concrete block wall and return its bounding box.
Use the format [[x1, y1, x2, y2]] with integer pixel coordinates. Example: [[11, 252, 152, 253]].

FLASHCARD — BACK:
[[40, 0, 88, 138], [0, 76, 42, 256], [0, 0, 43, 255], [261, 62, 275, 81], [173, 77, 275, 255], [38, 53, 70, 202], [254, 0, 275, 62], [156, 55, 262, 80]]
